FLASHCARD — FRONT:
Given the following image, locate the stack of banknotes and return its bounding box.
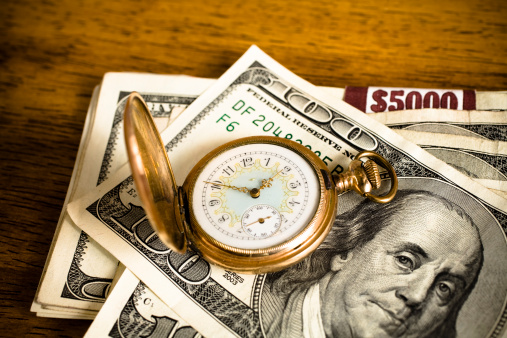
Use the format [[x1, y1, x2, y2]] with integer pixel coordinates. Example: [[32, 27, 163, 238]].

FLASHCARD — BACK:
[[32, 46, 507, 337]]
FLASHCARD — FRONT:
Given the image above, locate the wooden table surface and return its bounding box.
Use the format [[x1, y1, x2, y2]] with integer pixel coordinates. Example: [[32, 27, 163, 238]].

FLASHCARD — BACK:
[[1, 0, 506, 336]]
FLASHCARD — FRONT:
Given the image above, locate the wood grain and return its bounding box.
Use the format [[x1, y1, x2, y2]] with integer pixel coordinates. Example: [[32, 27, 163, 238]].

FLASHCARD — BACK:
[[0, 0, 505, 336]]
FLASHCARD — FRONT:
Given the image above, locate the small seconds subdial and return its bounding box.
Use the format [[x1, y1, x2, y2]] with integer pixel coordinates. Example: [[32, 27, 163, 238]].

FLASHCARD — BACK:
[[241, 205, 282, 238]]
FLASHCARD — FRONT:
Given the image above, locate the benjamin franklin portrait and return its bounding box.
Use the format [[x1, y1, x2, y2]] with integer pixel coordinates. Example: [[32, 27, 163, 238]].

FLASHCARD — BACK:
[[259, 178, 507, 338]]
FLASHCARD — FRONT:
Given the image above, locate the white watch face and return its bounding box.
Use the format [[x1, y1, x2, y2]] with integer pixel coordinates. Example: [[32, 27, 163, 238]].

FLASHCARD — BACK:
[[192, 143, 320, 250]]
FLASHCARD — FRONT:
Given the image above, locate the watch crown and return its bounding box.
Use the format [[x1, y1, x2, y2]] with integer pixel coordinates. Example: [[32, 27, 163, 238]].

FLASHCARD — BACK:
[[363, 160, 381, 189]]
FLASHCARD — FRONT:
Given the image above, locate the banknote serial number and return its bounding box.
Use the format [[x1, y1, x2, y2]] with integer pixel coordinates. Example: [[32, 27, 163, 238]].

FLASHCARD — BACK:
[[215, 99, 347, 176]]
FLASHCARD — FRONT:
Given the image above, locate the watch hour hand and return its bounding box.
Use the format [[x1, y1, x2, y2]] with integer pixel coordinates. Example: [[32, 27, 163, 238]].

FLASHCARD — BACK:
[[248, 169, 284, 199], [203, 181, 250, 194]]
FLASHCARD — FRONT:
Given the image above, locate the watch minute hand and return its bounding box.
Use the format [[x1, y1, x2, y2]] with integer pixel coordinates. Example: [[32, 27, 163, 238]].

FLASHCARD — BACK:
[[259, 169, 284, 190]]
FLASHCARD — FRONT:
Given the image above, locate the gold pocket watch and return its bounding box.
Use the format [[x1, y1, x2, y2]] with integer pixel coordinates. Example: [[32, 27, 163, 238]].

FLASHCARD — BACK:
[[124, 92, 398, 274]]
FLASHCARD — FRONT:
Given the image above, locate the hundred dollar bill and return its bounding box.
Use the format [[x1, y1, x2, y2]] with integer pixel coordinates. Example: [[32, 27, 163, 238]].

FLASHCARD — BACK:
[[68, 45, 507, 337], [32, 74, 215, 316], [367, 109, 507, 196], [34, 311, 96, 320], [368, 108, 507, 142], [31, 85, 101, 318], [85, 268, 202, 337], [392, 129, 507, 192], [343, 86, 507, 113]]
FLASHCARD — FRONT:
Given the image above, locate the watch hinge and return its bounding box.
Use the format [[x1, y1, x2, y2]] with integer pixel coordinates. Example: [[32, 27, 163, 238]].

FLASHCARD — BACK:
[[177, 187, 191, 230], [321, 169, 333, 190]]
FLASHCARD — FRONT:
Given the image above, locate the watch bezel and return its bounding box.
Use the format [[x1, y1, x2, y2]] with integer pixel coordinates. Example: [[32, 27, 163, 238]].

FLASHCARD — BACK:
[[182, 135, 337, 274]]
